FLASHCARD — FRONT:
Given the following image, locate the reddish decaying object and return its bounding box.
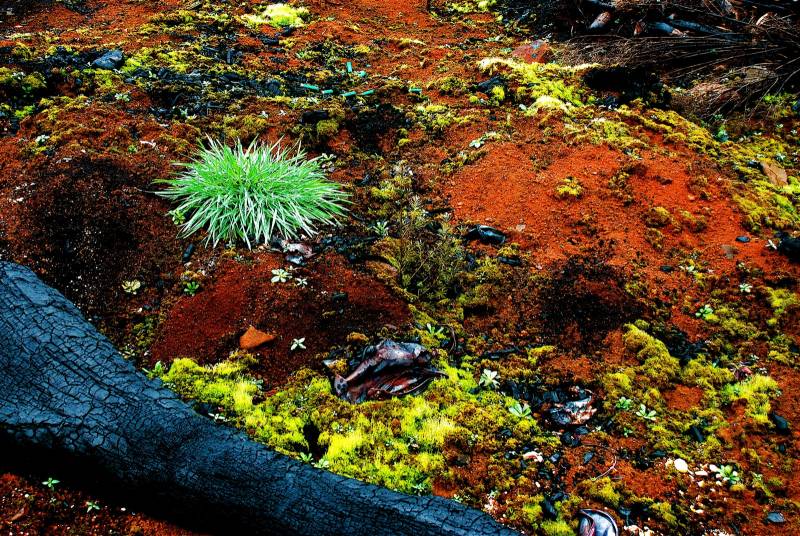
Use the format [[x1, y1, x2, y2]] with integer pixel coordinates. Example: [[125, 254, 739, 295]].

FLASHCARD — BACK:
[[578, 509, 619, 536], [333, 340, 446, 403], [550, 390, 597, 426]]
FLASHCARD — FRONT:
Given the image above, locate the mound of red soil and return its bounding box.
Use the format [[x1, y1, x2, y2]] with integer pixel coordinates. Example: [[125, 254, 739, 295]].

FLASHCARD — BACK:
[[150, 253, 411, 385]]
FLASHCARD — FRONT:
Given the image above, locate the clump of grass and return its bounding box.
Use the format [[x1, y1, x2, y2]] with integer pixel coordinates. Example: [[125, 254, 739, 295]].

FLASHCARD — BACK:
[[157, 139, 348, 248]]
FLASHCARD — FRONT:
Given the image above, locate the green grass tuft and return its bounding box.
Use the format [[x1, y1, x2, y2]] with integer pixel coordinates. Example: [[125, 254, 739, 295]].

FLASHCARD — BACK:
[[157, 139, 348, 248]]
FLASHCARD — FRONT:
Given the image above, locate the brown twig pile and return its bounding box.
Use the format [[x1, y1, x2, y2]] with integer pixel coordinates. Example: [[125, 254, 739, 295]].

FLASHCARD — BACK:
[[557, 0, 800, 110]]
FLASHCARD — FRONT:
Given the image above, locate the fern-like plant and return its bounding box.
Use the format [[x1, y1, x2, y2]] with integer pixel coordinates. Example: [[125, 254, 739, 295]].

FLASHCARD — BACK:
[[157, 139, 348, 248]]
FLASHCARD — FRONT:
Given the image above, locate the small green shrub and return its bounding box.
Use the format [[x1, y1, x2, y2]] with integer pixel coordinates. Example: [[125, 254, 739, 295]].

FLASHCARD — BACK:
[[157, 139, 348, 248]]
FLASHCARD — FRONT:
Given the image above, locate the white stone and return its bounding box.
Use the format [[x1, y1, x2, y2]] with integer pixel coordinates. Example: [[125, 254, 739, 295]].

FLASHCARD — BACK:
[[674, 458, 689, 472]]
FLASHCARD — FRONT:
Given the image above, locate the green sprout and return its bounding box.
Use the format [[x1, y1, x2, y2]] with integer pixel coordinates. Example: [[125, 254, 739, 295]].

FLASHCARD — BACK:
[[271, 268, 291, 283], [42, 477, 59, 491], [169, 209, 186, 226], [479, 369, 500, 389], [122, 280, 141, 295], [372, 220, 390, 237], [183, 281, 200, 296], [636, 404, 657, 421], [424, 323, 446, 338], [411, 481, 430, 495], [509, 401, 531, 419], [716, 464, 741, 485], [85, 500, 100, 513], [291, 337, 306, 351], [739, 282, 753, 294], [299, 452, 313, 463], [143, 361, 164, 379], [695, 304, 714, 320], [616, 397, 633, 411], [157, 139, 348, 249]]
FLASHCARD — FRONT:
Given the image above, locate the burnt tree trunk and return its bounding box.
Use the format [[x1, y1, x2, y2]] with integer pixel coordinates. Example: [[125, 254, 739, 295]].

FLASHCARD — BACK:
[[0, 262, 516, 536]]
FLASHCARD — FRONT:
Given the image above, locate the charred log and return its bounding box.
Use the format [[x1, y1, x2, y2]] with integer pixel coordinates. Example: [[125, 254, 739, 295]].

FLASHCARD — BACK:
[[0, 261, 517, 536]]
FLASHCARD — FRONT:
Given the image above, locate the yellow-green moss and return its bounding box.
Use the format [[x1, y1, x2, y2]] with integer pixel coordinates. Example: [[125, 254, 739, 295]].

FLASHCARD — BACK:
[[554, 176, 584, 199], [580, 477, 622, 508], [243, 4, 310, 29], [447, 0, 497, 13], [721, 375, 781, 426], [766, 288, 800, 322], [623, 324, 680, 388], [478, 58, 588, 108], [645, 206, 672, 228], [157, 356, 549, 496]]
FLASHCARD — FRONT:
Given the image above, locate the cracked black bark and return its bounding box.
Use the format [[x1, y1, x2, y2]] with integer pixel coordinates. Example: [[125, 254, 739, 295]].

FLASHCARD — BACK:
[[0, 261, 517, 536]]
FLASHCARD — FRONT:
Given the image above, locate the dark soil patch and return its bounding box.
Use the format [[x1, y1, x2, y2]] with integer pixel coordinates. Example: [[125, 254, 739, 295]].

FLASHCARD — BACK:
[[9, 153, 180, 316], [538, 247, 643, 348]]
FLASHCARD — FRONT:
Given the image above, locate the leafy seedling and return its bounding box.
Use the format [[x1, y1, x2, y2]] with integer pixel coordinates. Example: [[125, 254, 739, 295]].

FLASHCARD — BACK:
[[636, 404, 657, 421], [183, 281, 200, 296], [479, 369, 500, 389], [509, 401, 531, 419]]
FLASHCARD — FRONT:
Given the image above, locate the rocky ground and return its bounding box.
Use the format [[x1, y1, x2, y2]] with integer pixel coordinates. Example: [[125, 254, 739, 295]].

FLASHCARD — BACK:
[[0, 0, 799, 534]]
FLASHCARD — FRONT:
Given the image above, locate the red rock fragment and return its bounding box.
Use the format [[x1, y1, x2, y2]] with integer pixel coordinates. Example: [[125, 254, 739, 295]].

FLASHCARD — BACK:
[[512, 40, 550, 64], [239, 325, 276, 350]]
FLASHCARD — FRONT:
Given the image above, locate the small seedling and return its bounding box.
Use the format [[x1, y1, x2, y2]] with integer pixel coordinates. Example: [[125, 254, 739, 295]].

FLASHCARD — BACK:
[[372, 220, 390, 237], [291, 337, 306, 351], [716, 464, 741, 485], [636, 404, 657, 421], [86, 501, 100, 513], [616, 397, 633, 411], [509, 401, 531, 419], [183, 281, 200, 296], [169, 209, 186, 226], [42, 477, 59, 491], [411, 482, 429, 495], [122, 280, 141, 295], [271, 268, 291, 283], [695, 304, 714, 320], [299, 452, 313, 463], [143, 361, 164, 378], [209, 412, 227, 422], [424, 323, 446, 338], [479, 369, 500, 389], [294, 277, 308, 287], [739, 282, 753, 293], [313, 457, 330, 469]]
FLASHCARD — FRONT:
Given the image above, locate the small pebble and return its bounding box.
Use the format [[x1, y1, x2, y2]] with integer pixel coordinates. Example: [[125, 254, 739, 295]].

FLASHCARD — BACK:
[[674, 458, 689, 473], [770, 412, 790, 434], [766, 512, 786, 524], [735, 235, 750, 243]]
